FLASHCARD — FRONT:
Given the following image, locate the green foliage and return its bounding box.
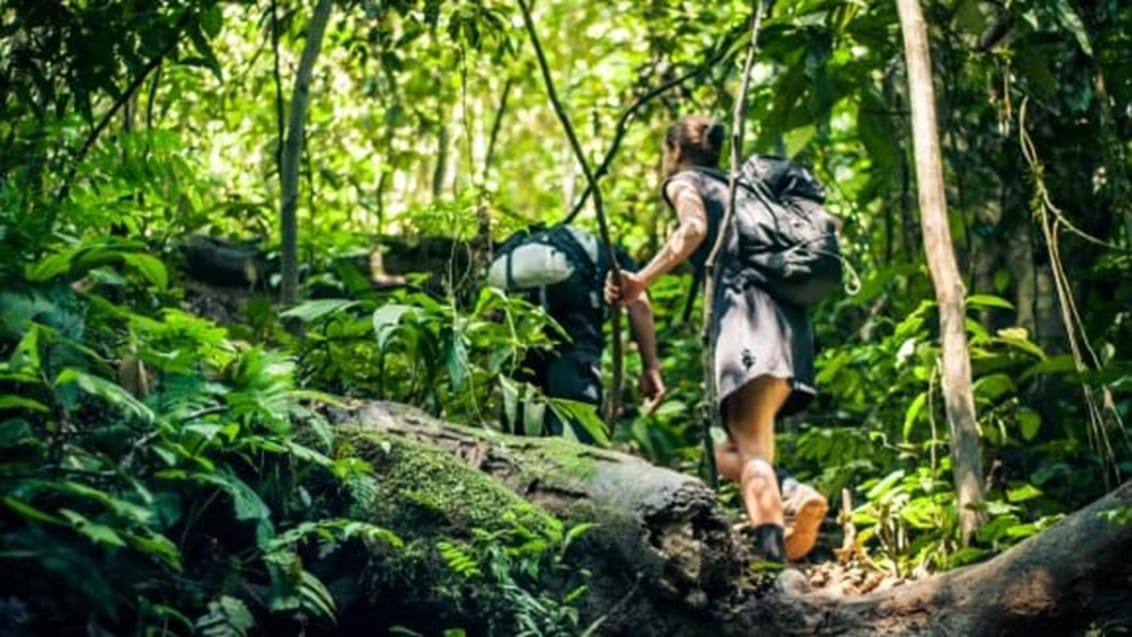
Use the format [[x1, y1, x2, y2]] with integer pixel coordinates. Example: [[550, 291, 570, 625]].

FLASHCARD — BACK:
[[1, 0, 1130, 627], [0, 258, 397, 633], [434, 520, 594, 637]]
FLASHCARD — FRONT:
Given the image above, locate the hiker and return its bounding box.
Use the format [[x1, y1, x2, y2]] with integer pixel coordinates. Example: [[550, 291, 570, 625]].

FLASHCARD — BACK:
[[488, 224, 665, 443], [604, 115, 833, 563]]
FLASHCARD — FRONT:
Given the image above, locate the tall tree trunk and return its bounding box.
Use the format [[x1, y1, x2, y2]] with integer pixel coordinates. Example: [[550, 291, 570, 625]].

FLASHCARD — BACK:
[[280, 0, 334, 307], [896, 0, 985, 544]]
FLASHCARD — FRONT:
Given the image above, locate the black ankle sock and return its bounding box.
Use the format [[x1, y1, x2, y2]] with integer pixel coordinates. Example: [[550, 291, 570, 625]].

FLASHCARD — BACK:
[[750, 524, 786, 563]]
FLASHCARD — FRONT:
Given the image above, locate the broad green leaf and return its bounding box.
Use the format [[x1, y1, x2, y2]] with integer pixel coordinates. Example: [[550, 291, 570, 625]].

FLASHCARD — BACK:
[[1054, 0, 1093, 56], [1020, 354, 1078, 381], [0, 395, 49, 413], [195, 595, 255, 637], [1015, 50, 1057, 99], [547, 398, 609, 447], [857, 91, 900, 173], [903, 392, 927, 440], [865, 470, 906, 500], [54, 367, 154, 423], [25, 246, 81, 281], [1018, 408, 1041, 442], [954, 0, 987, 35], [189, 471, 274, 543], [966, 294, 1014, 310], [11, 322, 42, 373], [201, 5, 223, 38], [59, 509, 127, 547], [784, 125, 816, 158], [1007, 483, 1043, 503], [972, 373, 1015, 402], [3, 496, 63, 525], [373, 304, 416, 350], [501, 377, 519, 431], [122, 253, 169, 290], [280, 299, 359, 323], [444, 332, 469, 394], [189, 27, 223, 82]]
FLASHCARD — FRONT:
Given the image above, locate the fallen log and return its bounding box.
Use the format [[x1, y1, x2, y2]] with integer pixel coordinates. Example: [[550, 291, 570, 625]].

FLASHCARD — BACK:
[[178, 233, 473, 291], [327, 400, 1132, 636]]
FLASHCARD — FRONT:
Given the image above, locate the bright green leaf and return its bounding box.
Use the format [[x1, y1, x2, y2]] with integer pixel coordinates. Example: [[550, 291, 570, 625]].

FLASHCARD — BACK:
[[967, 294, 1014, 310], [1018, 408, 1041, 441], [0, 395, 49, 413], [903, 392, 927, 440], [280, 299, 359, 323], [54, 367, 154, 423], [1007, 483, 1043, 503], [122, 253, 169, 290]]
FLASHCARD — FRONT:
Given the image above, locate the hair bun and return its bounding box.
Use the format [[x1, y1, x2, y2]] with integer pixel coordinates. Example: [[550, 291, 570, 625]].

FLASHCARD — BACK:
[[707, 123, 725, 151]]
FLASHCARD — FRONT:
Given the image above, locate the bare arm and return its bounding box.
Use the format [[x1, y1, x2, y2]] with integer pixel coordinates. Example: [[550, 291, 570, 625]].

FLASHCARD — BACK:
[[626, 291, 665, 411], [605, 178, 709, 306], [637, 178, 709, 287], [626, 293, 659, 371]]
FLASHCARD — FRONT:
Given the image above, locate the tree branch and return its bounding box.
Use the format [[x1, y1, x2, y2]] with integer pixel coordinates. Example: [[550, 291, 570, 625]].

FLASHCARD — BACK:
[[54, 9, 194, 202], [698, 0, 766, 488], [561, 45, 732, 225], [516, 0, 624, 426]]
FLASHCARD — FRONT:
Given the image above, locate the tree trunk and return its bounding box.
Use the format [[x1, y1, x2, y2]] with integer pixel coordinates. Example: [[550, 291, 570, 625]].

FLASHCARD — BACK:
[[895, 0, 985, 545], [279, 0, 334, 307], [324, 401, 1132, 636]]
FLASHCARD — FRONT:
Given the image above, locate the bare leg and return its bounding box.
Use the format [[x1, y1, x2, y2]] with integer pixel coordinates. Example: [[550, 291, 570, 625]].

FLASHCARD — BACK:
[[724, 375, 791, 529], [714, 438, 742, 482]]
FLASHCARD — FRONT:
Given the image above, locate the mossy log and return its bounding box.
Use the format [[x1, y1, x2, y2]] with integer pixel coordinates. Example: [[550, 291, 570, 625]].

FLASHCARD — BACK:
[[327, 401, 1132, 636], [328, 400, 739, 635]]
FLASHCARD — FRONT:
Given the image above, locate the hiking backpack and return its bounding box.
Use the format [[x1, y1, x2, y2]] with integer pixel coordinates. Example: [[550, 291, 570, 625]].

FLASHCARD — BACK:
[[699, 155, 845, 307], [486, 224, 602, 310]]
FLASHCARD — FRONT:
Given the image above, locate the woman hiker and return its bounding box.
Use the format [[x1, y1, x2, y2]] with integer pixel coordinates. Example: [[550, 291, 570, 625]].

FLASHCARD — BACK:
[[605, 114, 828, 563]]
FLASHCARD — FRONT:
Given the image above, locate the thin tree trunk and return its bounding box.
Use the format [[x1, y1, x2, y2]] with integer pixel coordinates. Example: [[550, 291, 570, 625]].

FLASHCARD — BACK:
[[481, 77, 514, 182], [896, 0, 985, 545], [280, 0, 334, 307], [431, 112, 449, 199]]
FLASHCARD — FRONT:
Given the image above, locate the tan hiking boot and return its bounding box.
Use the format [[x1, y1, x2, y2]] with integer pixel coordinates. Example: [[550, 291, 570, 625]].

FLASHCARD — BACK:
[[782, 479, 828, 562]]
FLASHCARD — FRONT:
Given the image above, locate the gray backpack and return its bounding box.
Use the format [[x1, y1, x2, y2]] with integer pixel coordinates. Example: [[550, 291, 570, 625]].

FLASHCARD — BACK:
[[486, 225, 602, 310], [699, 155, 845, 307]]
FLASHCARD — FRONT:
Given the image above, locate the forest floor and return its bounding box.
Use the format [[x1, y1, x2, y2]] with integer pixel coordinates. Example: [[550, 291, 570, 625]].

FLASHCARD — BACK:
[[799, 558, 910, 596]]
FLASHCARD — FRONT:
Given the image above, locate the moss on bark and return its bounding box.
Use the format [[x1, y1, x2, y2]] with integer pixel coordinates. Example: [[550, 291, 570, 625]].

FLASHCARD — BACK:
[[327, 428, 582, 636]]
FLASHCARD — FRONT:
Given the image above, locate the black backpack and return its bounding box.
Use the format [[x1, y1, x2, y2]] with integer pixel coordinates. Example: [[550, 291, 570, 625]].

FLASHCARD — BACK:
[[697, 155, 845, 307], [486, 224, 601, 310]]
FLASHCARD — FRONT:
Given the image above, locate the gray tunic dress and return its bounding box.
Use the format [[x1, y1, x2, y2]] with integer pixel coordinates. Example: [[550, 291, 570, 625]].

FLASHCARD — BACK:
[[665, 170, 816, 416]]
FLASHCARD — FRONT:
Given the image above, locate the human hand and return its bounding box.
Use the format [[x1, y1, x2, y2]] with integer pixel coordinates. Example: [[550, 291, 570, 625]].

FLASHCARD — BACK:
[[638, 367, 666, 415], [604, 270, 647, 306]]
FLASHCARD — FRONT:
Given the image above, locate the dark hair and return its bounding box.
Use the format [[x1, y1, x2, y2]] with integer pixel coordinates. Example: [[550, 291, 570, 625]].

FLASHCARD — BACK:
[[664, 115, 724, 167]]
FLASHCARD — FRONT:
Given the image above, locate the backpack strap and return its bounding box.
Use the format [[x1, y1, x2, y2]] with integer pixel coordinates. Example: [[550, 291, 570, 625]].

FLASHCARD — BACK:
[[551, 224, 604, 307], [680, 265, 704, 324]]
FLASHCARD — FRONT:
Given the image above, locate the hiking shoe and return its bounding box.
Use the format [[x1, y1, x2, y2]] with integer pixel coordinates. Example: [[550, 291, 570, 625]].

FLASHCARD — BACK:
[[782, 479, 828, 562]]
